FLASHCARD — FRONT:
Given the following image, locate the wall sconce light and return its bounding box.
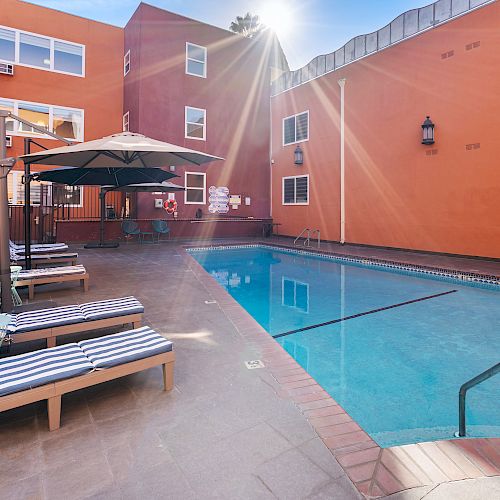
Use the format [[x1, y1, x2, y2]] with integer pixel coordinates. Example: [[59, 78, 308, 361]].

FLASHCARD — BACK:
[[421, 116, 435, 145], [294, 145, 303, 165], [169, 165, 176, 172]]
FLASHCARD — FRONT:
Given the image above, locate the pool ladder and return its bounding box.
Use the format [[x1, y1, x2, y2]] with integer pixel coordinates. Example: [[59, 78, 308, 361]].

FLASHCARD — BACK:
[[294, 228, 320, 248], [455, 361, 500, 437]]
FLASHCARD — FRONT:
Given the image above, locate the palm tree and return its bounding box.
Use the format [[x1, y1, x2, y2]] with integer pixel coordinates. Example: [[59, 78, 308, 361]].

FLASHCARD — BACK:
[[229, 12, 263, 38]]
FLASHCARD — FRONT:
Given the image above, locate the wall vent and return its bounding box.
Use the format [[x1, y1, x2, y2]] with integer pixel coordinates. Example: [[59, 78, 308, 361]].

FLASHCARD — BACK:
[[465, 41, 481, 51], [426, 149, 438, 156], [5, 136, 12, 147], [441, 50, 454, 59], [0, 63, 14, 75], [465, 143, 480, 150]]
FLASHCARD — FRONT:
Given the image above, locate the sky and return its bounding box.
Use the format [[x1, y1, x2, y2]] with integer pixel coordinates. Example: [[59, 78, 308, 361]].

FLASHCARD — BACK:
[[29, 0, 429, 69]]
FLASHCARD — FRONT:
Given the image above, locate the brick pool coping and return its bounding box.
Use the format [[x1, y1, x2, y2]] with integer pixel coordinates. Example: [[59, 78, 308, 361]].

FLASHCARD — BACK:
[[183, 243, 500, 498]]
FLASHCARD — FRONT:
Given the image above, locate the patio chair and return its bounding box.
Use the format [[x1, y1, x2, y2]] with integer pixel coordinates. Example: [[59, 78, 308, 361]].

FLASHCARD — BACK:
[[121, 220, 141, 243], [10, 266, 22, 306], [5, 296, 143, 348], [152, 219, 171, 243], [16, 265, 89, 299], [0, 326, 174, 431]]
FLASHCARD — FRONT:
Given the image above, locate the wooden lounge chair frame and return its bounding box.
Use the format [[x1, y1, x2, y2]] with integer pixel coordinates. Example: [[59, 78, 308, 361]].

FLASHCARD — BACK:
[[0, 351, 175, 431], [11, 312, 142, 348], [13, 256, 78, 268], [17, 272, 90, 300]]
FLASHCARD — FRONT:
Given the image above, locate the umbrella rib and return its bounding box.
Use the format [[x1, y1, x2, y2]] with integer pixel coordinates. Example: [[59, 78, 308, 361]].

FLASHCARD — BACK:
[[81, 152, 103, 168]]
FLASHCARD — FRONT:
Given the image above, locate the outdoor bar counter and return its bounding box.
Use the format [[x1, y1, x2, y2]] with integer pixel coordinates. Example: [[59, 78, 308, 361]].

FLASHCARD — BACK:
[[55, 217, 275, 242]]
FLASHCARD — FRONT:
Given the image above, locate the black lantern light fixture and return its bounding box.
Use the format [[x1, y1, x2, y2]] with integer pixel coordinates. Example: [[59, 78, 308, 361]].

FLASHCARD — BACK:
[[421, 116, 435, 145], [294, 144, 304, 165]]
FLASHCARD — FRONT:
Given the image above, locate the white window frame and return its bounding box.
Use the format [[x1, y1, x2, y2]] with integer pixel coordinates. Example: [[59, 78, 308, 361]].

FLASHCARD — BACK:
[[185, 42, 207, 78], [282, 174, 309, 206], [124, 49, 130, 76], [184, 171, 206, 205], [282, 110, 309, 146], [123, 111, 129, 132], [0, 96, 84, 142], [281, 277, 310, 314], [184, 106, 206, 141], [0, 24, 85, 77]]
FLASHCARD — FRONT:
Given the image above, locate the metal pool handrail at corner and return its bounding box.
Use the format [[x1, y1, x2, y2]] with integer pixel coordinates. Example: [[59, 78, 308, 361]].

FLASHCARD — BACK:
[[457, 361, 500, 437]]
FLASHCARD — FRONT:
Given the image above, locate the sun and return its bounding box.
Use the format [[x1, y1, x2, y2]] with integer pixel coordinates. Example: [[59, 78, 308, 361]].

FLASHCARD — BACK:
[[259, 1, 293, 38]]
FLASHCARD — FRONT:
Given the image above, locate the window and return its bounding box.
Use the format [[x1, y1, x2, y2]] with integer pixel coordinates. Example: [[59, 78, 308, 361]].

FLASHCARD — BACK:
[[186, 42, 207, 78], [8, 171, 43, 205], [0, 98, 14, 132], [185, 106, 206, 140], [282, 278, 309, 313], [283, 111, 309, 146], [185, 172, 206, 204], [52, 184, 83, 207], [282, 175, 309, 205], [0, 28, 15, 62], [123, 112, 130, 132], [0, 96, 84, 141], [124, 50, 130, 76], [0, 24, 84, 76]]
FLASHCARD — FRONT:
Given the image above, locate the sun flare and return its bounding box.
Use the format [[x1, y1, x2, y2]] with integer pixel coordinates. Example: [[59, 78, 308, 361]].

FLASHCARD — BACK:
[[259, 1, 294, 38]]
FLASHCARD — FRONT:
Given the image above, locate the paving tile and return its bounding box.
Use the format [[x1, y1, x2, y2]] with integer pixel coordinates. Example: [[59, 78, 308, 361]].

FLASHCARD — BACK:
[[399, 444, 449, 483], [422, 476, 500, 500], [417, 442, 468, 481], [389, 446, 434, 484], [257, 448, 331, 499], [374, 463, 405, 495], [452, 440, 499, 476], [317, 421, 361, 438], [383, 484, 436, 500], [303, 405, 346, 418], [308, 413, 352, 428], [299, 438, 349, 479], [336, 446, 381, 468], [324, 430, 373, 451], [298, 398, 339, 411], [380, 449, 423, 490], [0, 474, 44, 500], [344, 460, 377, 483]]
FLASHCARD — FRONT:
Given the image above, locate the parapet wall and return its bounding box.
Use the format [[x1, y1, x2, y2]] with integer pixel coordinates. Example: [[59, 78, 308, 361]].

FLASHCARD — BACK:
[[271, 0, 494, 95]]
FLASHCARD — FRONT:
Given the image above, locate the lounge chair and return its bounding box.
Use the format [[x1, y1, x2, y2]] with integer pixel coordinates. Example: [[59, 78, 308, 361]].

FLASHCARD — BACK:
[[6, 296, 144, 347], [10, 240, 69, 254], [10, 250, 78, 267], [0, 326, 174, 431], [16, 265, 89, 299], [152, 219, 171, 243]]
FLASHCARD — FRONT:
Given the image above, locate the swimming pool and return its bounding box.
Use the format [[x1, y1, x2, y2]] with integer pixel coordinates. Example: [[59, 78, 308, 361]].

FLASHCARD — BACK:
[[190, 245, 500, 448]]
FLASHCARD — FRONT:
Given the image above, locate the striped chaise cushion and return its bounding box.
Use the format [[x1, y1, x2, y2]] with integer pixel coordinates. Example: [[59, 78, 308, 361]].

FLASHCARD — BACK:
[[78, 326, 173, 369], [18, 265, 86, 280], [10, 241, 69, 253], [79, 296, 144, 321], [10, 252, 78, 262], [10, 305, 86, 334], [0, 343, 93, 396]]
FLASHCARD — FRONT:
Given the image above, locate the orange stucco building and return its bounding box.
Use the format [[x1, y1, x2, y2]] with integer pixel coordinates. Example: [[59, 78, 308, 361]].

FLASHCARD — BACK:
[[271, 0, 500, 259]]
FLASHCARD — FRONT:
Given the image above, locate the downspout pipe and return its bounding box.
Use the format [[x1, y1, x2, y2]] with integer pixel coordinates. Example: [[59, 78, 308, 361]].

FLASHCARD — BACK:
[[338, 78, 346, 245]]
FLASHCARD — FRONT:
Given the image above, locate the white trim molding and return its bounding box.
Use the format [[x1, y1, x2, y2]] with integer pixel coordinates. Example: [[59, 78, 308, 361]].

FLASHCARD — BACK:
[[282, 174, 309, 206], [184, 171, 206, 205], [185, 42, 207, 78]]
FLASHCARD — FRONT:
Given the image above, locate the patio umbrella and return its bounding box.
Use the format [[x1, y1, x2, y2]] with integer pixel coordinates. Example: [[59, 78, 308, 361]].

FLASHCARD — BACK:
[[20, 132, 224, 168], [20, 132, 223, 256], [31, 166, 178, 187], [102, 181, 185, 193]]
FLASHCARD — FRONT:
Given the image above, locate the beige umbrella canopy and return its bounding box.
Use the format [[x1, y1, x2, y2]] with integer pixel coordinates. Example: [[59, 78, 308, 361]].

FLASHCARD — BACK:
[[20, 132, 224, 168]]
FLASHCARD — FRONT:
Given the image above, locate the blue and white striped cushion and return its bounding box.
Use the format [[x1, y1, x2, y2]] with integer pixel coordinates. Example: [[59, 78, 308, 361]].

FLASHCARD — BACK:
[[79, 296, 144, 321], [78, 326, 173, 369], [10, 242, 69, 254], [18, 265, 86, 280], [10, 252, 78, 261], [0, 343, 93, 396], [11, 305, 86, 334]]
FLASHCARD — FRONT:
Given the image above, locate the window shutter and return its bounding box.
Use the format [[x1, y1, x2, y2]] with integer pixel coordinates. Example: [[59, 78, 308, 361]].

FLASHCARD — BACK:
[[295, 113, 308, 141], [283, 117, 296, 145], [283, 178, 295, 203], [295, 176, 308, 203]]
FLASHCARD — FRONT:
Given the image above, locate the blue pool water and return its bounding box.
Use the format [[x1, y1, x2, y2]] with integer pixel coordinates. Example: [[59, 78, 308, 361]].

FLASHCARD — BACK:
[[190, 246, 500, 448]]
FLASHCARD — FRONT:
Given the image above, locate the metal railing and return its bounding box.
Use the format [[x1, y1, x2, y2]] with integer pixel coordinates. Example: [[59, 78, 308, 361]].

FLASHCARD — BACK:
[[456, 361, 500, 437], [294, 228, 321, 248]]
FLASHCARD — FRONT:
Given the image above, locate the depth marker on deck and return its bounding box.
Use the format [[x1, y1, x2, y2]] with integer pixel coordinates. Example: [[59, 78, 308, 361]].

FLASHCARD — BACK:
[[273, 290, 458, 339]]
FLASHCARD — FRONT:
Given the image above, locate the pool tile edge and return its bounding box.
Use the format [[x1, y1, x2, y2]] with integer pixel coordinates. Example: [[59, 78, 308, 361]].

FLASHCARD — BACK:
[[182, 247, 500, 498]]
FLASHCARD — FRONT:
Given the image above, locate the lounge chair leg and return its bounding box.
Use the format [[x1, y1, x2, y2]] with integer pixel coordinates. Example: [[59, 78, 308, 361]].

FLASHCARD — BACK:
[[47, 337, 56, 348], [162, 362, 174, 391], [82, 277, 89, 292], [133, 320, 141, 329], [28, 284, 34, 300], [48, 395, 61, 431]]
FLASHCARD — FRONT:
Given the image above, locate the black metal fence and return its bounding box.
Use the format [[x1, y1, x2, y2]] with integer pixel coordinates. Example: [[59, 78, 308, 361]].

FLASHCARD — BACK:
[[9, 183, 131, 244]]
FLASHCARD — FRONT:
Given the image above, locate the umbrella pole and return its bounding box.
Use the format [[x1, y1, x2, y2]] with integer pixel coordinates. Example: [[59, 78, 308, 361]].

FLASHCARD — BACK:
[[0, 114, 13, 312], [100, 188, 106, 246], [23, 139, 32, 270]]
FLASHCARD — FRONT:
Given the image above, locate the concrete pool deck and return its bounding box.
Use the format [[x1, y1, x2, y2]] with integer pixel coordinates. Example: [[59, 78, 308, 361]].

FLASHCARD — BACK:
[[0, 237, 498, 499]]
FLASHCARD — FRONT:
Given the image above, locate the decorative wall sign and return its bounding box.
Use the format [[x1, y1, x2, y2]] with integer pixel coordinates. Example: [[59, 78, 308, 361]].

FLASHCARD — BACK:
[[229, 194, 241, 205], [208, 186, 229, 214]]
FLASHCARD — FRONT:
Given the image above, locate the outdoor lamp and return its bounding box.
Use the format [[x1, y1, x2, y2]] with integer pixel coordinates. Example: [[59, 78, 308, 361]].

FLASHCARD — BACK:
[[421, 116, 435, 145], [294, 145, 303, 165]]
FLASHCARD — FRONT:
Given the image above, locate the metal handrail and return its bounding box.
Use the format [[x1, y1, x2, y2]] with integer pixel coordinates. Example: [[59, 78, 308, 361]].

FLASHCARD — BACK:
[[456, 362, 500, 437], [294, 227, 310, 246], [310, 229, 321, 248]]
